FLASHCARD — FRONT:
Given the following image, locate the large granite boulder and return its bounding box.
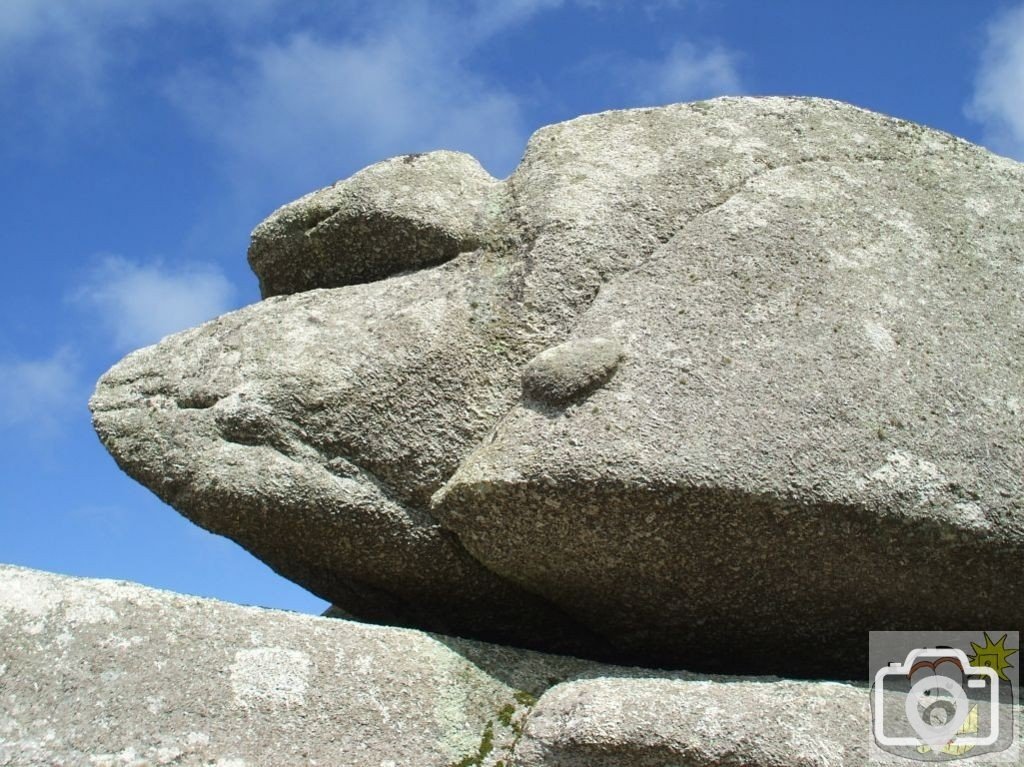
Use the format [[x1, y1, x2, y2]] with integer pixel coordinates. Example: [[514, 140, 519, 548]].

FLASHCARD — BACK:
[[91, 97, 1024, 678], [4, 566, 1019, 766]]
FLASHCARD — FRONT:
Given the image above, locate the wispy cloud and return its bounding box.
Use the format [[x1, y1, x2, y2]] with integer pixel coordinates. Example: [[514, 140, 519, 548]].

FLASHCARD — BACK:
[[625, 40, 742, 106], [968, 3, 1024, 160], [164, 2, 737, 189], [0, 347, 80, 434], [166, 5, 538, 185], [466, 0, 564, 38], [0, 0, 284, 133], [75, 256, 236, 352], [2, 1, 741, 179], [0, 0, 283, 62]]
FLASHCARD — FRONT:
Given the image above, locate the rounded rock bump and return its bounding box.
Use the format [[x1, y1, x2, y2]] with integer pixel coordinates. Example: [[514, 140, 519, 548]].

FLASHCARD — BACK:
[[521, 337, 625, 406]]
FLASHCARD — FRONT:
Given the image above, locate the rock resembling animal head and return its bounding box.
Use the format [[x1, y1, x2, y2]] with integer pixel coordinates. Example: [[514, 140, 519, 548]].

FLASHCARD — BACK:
[[92, 98, 1024, 678]]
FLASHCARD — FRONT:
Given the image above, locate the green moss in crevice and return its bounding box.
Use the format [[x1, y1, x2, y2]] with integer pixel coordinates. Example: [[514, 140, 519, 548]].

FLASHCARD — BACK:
[[450, 690, 546, 766], [497, 704, 516, 728], [513, 690, 538, 707], [450, 720, 495, 767]]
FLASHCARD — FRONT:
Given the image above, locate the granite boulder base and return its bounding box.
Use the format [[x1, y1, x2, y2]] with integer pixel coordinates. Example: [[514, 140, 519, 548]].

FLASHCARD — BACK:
[[18, 565, 1023, 767]]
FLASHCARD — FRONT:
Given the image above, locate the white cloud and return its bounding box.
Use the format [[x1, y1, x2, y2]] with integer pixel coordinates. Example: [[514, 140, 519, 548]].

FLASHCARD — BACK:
[[0, 347, 80, 433], [2, 1, 740, 180], [627, 41, 742, 106], [0, 1, 547, 175], [165, 1, 710, 187], [968, 3, 1024, 159], [467, 0, 564, 39], [0, 0, 745, 187], [166, 6, 537, 185], [0, 0, 281, 55], [76, 256, 236, 351]]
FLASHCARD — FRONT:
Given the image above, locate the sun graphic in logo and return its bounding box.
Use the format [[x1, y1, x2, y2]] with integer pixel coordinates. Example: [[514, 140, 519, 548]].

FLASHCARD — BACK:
[[968, 632, 1018, 682]]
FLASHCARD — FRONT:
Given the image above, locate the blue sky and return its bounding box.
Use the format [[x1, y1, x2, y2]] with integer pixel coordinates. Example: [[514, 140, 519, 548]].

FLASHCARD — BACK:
[[1, 0, 1023, 615]]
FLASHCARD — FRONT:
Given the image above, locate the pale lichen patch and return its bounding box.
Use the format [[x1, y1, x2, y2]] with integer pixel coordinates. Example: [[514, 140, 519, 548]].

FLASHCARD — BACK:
[[964, 196, 994, 215], [862, 320, 897, 353], [229, 647, 311, 708], [65, 600, 118, 625], [867, 450, 945, 496], [0, 569, 63, 619]]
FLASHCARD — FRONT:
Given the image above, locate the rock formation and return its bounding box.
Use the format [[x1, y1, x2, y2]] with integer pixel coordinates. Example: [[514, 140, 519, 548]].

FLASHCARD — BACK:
[[0, 564, 587, 766], [90, 97, 1024, 682], [2, 565, 1020, 766], [0, 95, 1019, 764]]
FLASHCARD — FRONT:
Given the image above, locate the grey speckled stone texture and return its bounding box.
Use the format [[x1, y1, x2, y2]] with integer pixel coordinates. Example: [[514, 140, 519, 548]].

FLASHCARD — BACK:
[[248, 150, 500, 296], [92, 97, 1024, 678], [12, 565, 1019, 767], [0, 564, 594, 767], [514, 677, 1021, 767]]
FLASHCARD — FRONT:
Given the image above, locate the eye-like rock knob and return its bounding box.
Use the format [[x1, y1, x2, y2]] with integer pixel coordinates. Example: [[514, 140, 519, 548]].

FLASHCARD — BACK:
[[521, 337, 624, 406]]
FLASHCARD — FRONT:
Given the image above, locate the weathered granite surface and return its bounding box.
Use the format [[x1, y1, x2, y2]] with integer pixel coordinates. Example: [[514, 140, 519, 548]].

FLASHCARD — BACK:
[[12, 565, 1015, 767], [0, 564, 591, 766], [91, 97, 1024, 677]]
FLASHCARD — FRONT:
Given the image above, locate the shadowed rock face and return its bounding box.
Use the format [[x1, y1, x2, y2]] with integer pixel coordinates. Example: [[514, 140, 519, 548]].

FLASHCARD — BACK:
[[91, 97, 1024, 678]]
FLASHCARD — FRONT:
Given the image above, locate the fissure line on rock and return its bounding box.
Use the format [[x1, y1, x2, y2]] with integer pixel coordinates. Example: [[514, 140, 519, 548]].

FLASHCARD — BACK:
[[433, 153, 906, 504], [423, 153, 913, 651]]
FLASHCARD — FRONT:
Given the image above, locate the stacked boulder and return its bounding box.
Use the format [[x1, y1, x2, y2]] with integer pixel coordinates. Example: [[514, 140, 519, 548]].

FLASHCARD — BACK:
[[4, 97, 1022, 765]]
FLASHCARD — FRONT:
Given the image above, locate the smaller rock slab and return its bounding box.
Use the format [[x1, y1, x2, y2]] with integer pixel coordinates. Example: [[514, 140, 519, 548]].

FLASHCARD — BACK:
[[0, 564, 584, 767], [515, 677, 1021, 767]]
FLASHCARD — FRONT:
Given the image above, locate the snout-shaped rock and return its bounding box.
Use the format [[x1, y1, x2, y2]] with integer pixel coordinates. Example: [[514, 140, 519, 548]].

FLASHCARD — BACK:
[[89, 271, 610, 657]]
